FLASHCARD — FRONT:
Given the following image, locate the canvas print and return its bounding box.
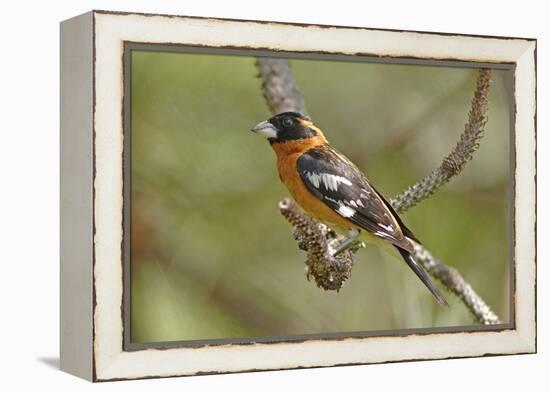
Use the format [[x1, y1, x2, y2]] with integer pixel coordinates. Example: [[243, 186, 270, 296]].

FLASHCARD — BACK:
[[127, 48, 512, 345]]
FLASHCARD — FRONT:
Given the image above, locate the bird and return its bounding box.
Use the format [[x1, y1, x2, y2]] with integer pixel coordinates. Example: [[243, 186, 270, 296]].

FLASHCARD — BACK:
[[251, 111, 448, 306]]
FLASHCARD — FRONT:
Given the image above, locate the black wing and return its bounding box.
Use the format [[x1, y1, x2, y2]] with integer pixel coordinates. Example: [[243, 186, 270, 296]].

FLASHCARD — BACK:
[[296, 146, 414, 251], [297, 146, 447, 306]]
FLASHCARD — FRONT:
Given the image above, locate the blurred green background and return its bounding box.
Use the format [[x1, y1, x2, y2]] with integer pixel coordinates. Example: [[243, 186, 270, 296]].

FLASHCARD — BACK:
[[130, 50, 511, 344]]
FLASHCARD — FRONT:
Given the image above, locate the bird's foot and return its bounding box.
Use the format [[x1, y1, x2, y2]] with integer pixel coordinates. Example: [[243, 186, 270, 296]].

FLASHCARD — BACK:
[[332, 229, 361, 256]]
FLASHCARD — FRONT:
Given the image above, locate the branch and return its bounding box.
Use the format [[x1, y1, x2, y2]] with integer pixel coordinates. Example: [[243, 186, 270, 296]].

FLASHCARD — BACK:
[[256, 58, 308, 116], [257, 58, 500, 325], [390, 69, 491, 212], [278, 198, 500, 325], [412, 243, 500, 324], [278, 198, 360, 292]]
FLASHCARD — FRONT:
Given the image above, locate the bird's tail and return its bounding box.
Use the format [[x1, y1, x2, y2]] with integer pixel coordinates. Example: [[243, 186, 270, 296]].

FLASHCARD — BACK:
[[396, 246, 448, 307]]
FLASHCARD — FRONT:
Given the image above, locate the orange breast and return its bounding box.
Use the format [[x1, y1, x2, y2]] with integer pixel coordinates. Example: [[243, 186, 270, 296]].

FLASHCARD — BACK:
[[272, 140, 357, 230]]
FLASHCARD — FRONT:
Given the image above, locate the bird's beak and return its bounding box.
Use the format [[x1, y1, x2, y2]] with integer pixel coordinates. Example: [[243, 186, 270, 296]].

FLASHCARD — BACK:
[[251, 120, 278, 139]]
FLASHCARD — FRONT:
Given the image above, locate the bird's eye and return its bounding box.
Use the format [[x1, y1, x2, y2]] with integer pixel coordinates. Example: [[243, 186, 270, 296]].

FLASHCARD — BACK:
[[282, 117, 293, 128]]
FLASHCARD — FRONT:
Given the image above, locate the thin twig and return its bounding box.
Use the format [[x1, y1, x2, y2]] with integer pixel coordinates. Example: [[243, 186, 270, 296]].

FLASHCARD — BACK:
[[256, 58, 308, 115], [257, 58, 500, 324], [412, 243, 500, 324], [390, 69, 492, 212]]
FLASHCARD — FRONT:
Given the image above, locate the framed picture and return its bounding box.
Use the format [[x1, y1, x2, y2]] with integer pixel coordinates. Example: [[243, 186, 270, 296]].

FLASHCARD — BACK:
[[60, 10, 536, 381]]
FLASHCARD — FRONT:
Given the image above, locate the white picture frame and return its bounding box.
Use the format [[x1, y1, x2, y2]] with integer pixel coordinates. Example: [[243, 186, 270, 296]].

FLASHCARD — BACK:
[[60, 10, 536, 381]]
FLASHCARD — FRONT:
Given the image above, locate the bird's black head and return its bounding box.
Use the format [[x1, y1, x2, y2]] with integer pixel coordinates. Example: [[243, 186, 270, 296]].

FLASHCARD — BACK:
[[251, 112, 323, 144]]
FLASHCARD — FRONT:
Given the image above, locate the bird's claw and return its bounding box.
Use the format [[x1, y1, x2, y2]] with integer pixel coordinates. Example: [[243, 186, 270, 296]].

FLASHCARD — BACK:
[[331, 229, 361, 256]]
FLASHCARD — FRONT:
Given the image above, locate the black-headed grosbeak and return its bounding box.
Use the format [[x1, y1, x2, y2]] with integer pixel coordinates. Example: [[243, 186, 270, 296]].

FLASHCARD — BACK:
[[252, 112, 448, 306]]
